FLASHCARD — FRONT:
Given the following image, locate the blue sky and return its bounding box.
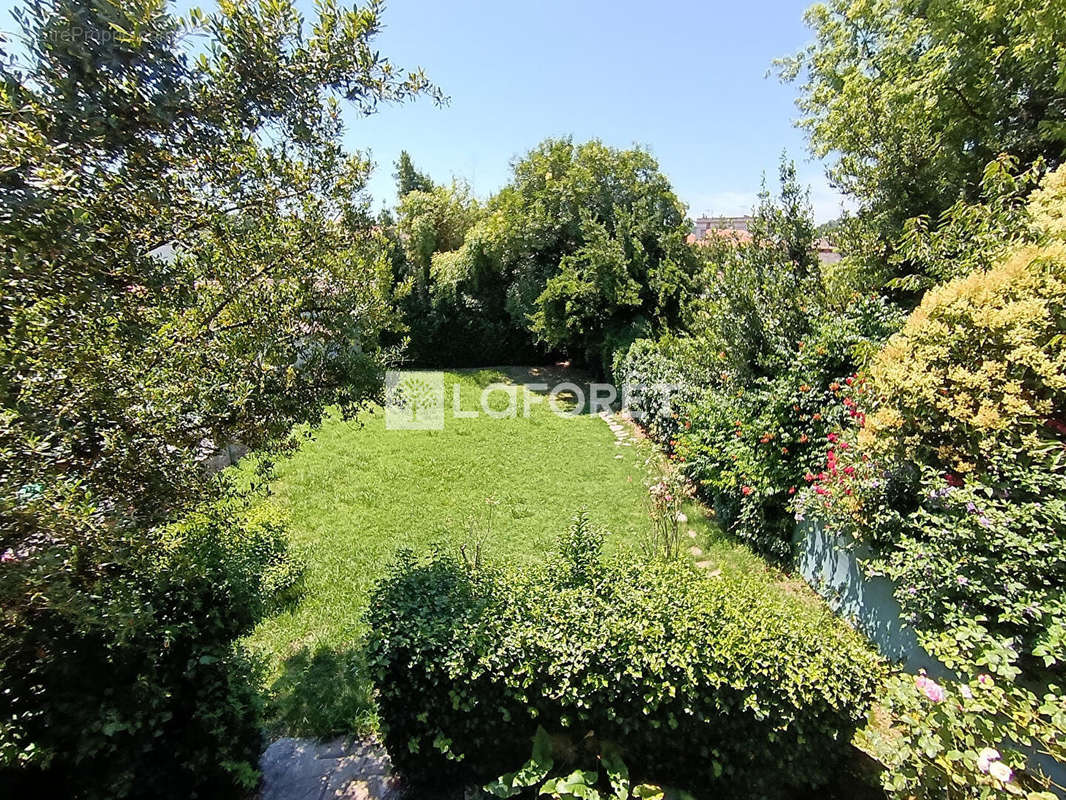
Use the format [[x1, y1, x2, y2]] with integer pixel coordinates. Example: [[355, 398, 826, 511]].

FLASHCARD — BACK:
[[341, 0, 846, 222], [0, 0, 848, 222]]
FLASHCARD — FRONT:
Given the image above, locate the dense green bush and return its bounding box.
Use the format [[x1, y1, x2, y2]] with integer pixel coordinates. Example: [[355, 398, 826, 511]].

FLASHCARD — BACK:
[[0, 499, 298, 797], [611, 336, 697, 442], [366, 520, 882, 798], [402, 138, 699, 373]]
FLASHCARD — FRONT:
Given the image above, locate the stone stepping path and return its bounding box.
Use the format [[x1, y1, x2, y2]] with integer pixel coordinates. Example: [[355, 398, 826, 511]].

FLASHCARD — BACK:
[[260, 737, 399, 800], [599, 410, 635, 449], [601, 413, 724, 584], [599, 412, 721, 580]]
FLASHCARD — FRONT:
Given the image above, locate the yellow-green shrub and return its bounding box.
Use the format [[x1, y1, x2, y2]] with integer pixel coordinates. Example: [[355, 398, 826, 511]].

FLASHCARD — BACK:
[[860, 243, 1066, 476], [1030, 163, 1066, 242]]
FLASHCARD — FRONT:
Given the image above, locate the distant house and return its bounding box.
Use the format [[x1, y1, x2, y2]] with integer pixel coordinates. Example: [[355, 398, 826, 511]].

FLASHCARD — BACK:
[[814, 237, 841, 264], [693, 215, 753, 238], [686, 217, 843, 263], [685, 228, 752, 246]]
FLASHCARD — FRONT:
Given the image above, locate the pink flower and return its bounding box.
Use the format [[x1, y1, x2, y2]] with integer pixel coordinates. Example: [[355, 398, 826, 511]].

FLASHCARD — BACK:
[[827, 433, 839, 443], [977, 673, 992, 686], [843, 466, 855, 476], [989, 761, 1012, 784], [915, 675, 946, 703], [1, 549, 16, 563], [977, 748, 1000, 773]]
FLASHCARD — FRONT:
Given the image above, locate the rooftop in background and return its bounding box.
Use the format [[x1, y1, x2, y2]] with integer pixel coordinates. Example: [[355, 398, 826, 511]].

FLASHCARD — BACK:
[[686, 228, 753, 246], [685, 224, 841, 264]]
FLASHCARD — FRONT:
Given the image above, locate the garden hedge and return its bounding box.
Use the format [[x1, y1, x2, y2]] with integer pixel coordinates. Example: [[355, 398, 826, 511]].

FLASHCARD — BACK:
[[366, 529, 882, 798]]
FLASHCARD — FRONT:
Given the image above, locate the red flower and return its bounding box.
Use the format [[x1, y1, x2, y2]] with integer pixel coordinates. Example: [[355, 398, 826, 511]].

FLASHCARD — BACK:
[[815, 486, 828, 495], [1045, 417, 1066, 436], [845, 376, 854, 386], [827, 433, 839, 443], [944, 472, 964, 487], [843, 465, 855, 476], [804, 472, 815, 482], [742, 486, 753, 496], [788, 486, 796, 495], [799, 434, 809, 443]]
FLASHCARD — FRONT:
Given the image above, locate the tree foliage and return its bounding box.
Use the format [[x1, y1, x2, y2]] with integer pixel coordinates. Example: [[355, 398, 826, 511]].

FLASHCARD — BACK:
[[780, 0, 1066, 247], [689, 157, 822, 380], [396, 180, 481, 300], [437, 138, 699, 372], [394, 149, 435, 197], [0, 0, 438, 793]]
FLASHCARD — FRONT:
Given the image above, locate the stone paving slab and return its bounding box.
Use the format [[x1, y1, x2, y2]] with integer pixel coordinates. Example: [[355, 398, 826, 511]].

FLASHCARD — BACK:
[[260, 737, 399, 800]]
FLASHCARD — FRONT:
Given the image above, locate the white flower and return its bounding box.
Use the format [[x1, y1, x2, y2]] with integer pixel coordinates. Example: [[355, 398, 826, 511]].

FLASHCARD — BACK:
[[988, 761, 1012, 784], [976, 747, 1000, 773], [959, 685, 973, 699], [675, 512, 688, 523]]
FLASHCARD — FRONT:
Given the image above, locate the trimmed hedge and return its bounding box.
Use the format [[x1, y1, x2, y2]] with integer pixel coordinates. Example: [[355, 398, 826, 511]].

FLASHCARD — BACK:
[[366, 527, 882, 798]]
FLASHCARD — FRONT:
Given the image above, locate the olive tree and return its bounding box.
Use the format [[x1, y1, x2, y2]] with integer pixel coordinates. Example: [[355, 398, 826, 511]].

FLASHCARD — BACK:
[[0, 0, 439, 794]]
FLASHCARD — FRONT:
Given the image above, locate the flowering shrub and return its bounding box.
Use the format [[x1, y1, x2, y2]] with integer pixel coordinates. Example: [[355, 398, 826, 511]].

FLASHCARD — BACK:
[[366, 515, 882, 798], [641, 468, 693, 561], [802, 183, 1066, 795], [860, 668, 1063, 799], [809, 243, 1066, 658], [647, 295, 900, 558]]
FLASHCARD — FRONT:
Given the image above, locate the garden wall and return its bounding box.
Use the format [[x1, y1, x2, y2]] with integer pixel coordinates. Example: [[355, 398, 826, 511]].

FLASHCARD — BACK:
[[794, 519, 1066, 792]]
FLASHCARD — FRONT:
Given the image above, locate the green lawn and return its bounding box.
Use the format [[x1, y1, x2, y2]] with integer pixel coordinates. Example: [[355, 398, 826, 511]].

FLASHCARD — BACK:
[[243, 367, 778, 736]]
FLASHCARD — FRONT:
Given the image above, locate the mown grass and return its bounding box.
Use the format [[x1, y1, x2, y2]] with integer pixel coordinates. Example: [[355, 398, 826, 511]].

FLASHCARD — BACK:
[[242, 367, 783, 737]]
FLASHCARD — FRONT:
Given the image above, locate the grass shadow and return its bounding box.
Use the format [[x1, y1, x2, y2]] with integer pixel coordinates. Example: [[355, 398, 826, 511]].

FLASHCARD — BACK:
[[264, 643, 377, 738]]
